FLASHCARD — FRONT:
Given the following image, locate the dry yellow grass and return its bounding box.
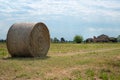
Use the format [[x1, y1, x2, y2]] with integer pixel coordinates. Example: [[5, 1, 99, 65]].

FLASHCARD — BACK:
[[0, 43, 120, 80]]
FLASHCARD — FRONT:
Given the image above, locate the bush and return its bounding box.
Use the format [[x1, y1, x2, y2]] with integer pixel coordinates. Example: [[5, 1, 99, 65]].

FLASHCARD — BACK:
[[117, 35, 120, 42], [60, 37, 65, 43], [73, 35, 83, 43], [53, 37, 59, 43]]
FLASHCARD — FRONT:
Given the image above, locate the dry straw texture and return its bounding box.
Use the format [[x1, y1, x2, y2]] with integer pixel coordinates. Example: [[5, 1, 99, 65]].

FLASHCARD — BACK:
[[7, 22, 50, 57]]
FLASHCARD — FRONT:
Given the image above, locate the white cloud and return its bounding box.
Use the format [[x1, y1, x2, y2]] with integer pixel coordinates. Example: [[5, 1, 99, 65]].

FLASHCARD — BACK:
[[88, 27, 120, 33], [0, 0, 120, 39], [0, 0, 120, 20], [88, 28, 96, 32], [79, 0, 120, 9]]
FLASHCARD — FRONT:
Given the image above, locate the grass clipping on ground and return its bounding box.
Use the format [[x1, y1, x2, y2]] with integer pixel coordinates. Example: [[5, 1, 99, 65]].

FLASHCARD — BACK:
[[0, 43, 120, 80]]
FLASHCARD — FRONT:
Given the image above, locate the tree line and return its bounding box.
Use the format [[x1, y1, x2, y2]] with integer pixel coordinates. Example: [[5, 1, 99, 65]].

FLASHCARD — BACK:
[[51, 35, 83, 43], [0, 39, 6, 42], [51, 34, 120, 43], [51, 37, 67, 43], [0, 34, 120, 43]]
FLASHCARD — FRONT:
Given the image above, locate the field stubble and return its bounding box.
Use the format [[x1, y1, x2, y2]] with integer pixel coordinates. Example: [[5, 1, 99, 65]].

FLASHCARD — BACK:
[[0, 43, 120, 80]]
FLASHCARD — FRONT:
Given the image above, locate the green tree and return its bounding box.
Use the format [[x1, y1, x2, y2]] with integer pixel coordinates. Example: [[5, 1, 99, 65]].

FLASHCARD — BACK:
[[50, 38, 54, 43], [73, 35, 83, 43], [53, 37, 59, 43], [60, 37, 65, 43], [117, 35, 120, 42]]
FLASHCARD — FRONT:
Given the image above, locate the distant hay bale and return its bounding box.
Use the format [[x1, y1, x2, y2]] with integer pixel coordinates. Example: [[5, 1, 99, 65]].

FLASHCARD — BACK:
[[7, 22, 50, 57]]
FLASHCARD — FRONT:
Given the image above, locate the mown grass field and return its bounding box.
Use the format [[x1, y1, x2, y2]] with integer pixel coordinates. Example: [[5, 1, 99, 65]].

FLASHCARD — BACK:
[[0, 42, 120, 80]]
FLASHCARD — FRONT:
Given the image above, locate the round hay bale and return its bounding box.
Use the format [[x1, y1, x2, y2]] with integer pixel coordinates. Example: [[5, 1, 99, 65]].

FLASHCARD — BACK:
[[7, 22, 50, 57]]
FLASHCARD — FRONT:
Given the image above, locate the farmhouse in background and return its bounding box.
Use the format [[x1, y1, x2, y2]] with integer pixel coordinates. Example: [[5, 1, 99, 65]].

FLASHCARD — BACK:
[[86, 34, 117, 43], [93, 34, 110, 42]]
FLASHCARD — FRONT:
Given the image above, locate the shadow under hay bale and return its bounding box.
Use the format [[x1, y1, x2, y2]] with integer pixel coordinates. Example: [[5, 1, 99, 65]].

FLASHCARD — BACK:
[[2, 56, 51, 60], [6, 22, 50, 57]]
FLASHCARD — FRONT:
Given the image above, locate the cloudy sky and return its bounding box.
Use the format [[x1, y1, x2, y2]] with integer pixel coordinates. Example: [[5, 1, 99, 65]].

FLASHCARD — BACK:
[[0, 0, 120, 40]]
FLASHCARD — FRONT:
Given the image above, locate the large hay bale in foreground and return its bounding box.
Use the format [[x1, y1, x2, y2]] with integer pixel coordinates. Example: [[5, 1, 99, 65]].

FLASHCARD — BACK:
[[7, 22, 50, 57]]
